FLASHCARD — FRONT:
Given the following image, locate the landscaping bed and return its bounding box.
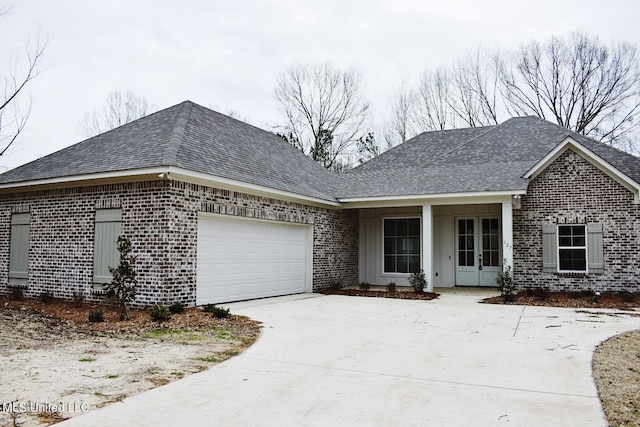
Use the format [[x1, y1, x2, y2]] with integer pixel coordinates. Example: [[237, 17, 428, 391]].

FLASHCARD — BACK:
[[319, 288, 439, 300], [0, 295, 261, 427], [481, 289, 640, 310]]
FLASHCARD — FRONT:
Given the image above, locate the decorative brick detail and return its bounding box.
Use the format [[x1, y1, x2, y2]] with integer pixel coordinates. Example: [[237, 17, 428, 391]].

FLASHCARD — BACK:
[[0, 180, 359, 306], [513, 150, 640, 292]]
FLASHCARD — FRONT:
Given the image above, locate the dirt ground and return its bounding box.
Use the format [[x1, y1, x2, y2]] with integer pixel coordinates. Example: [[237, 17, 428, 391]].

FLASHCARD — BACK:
[[593, 330, 640, 427], [319, 287, 439, 300], [0, 296, 261, 427], [482, 289, 640, 309]]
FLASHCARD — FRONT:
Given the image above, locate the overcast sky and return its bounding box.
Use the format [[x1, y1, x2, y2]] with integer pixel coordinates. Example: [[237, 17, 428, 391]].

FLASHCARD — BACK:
[[1, 0, 639, 172]]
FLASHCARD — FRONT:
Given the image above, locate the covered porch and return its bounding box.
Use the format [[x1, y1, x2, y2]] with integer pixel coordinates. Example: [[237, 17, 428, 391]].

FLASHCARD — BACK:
[[355, 195, 518, 292]]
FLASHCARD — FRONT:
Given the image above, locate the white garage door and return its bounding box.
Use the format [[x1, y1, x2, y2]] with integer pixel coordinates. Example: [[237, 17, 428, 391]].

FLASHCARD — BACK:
[[196, 214, 311, 305]]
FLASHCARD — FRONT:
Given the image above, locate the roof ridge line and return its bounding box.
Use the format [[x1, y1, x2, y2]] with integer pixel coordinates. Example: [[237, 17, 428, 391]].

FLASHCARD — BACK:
[[419, 124, 497, 168], [162, 101, 193, 166]]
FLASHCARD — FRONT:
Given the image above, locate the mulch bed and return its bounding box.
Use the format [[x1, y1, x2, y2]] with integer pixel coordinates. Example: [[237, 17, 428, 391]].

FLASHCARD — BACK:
[[0, 295, 259, 335], [482, 290, 640, 310], [319, 288, 439, 300]]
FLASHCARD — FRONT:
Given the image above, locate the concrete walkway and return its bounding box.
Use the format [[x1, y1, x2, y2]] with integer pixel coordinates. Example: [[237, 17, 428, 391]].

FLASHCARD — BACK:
[[61, 290, 640, 426]]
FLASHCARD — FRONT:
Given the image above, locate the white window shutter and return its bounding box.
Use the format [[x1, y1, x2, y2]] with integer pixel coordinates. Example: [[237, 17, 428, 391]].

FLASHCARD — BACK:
[[542, 224, 557, 273], [587, 223, 604, 274]]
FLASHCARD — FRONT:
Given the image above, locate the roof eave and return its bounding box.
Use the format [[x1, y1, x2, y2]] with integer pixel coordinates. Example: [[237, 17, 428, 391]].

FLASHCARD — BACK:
[[524, 136, 640, 203], [338, 190, 526, 209], [0, 166, 343, 209]]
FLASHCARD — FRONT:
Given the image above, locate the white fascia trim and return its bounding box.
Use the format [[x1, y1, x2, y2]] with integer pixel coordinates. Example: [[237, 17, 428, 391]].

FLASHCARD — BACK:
[[166, 167, 342, 208], [0, 167, 169, 190], [524, 137, 640, 202], [338, 190, 526, 209], [0, 166, 342, 208]]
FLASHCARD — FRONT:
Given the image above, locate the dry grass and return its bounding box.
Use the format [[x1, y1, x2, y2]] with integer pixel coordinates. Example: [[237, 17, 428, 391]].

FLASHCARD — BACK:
[[593, 330, 640, 426]]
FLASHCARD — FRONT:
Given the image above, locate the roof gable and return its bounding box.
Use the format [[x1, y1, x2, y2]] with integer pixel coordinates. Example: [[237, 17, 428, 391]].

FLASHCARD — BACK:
[[524, 136, 640, 202]]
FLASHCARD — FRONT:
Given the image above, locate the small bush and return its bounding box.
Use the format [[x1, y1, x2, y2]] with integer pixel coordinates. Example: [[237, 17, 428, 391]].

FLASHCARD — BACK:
[[359, 282, 371, 291], [169, 302, 185, 314], [39, 291, 54, 304], [409, 270, 427, 293], [569, 290, 583, 299], [496, 264, 515, 301], [72, 291, 85, 307], [88, 309, 104, 323], [149, 304, 172, 322], [386, 282, 397, 293], [202, 304, 216, 313], [9, 287, 23, 301], [580, 289, 596, 298], [619, 291, 636, 303], [202, 304, 231, 318], [211, 306, 230, 319]]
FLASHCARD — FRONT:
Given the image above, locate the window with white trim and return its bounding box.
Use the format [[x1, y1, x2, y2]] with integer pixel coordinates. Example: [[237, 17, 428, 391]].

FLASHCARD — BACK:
[[557, 225, 587, 272], [383, 218, 420, 274], [542, 223, 603, 274]]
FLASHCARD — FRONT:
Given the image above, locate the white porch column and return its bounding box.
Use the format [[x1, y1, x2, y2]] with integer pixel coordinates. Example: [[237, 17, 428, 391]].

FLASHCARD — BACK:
[[501, 199, 514, 272], [422, 203, 433, 292]]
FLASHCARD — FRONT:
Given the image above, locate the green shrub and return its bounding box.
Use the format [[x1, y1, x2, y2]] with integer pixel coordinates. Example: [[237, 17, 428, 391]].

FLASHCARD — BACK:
[[149, 304, 171, 322], [202, 304, 216, 313], [105, 235, 138, 321], [359, 282, 371, 291], [88, 309, 104, 323], [169, 302, 185, 314], [409, 270, 427, 293], [39, 291, 54, 304], [212, 306, 230, 319], [9, 287, 23, 301], [386, 282, 397, 293], [619, 291, 636, 303], [496, 265, 515, 302]]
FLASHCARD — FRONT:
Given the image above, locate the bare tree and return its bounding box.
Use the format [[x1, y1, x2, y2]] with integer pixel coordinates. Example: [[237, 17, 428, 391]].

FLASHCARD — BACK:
[[80, 91, 155, 137], [0, 9, 48, 158], [501, 32, 640, 147], [412, 67, 454, 131], [385, 81, 415, 147], [274, 62, 372, 171], [397, 32, 640, 150]]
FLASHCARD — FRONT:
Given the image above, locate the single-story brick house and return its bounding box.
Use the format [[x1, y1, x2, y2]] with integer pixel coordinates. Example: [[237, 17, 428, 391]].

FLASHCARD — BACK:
[[1, 101, 639, 306]]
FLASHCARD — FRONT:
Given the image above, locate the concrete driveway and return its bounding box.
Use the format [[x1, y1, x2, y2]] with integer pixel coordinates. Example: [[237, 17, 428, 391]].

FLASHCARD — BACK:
[[61, 290, 640, 426]]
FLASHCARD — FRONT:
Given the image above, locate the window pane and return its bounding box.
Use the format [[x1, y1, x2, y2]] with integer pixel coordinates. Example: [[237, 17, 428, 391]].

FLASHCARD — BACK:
[[384, 255, 395, 272], [384, 220, 396, 237], [458, 219, 466, 234], [396, 220, 407, 236], [466, 220, 474, 235], [482, 219, 489, 234], [558, 226, 572, 236], [490, 219, 499, 234], [408, 256, 420, 273], [466, 251, 475, 266], [558, 236, 572, 247], [384, 237, 395, 254], [559, 249, 587, 271], [397, 255, 409, 273], [459, 235, 466, 251], [573, 236, 585, 246], [407, 219, 420, 236], [458, 250, 467, 266], [483, 250, 490, 266], [467, 236, 474, 250]]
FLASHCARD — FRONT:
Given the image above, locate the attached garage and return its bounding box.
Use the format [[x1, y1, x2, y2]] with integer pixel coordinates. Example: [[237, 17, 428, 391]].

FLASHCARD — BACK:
[[196, 214, 312, 305]]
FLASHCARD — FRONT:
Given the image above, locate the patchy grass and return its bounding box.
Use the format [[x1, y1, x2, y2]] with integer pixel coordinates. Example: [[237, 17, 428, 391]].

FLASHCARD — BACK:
[[78, 357, 96, 362], [593, 330, 640, 426]]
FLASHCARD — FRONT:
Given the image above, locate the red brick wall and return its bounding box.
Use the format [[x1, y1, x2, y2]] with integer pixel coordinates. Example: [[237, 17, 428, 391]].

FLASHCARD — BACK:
[[513, 149, 640, 292]]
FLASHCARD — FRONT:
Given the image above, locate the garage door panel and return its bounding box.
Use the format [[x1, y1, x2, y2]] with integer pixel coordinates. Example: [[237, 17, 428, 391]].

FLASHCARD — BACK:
[[196, 215, 310, 305]]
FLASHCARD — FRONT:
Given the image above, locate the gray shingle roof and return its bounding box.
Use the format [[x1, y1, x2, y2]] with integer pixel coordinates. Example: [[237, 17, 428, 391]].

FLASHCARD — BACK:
[[0, 101, 340, 202], [2, 102, 640, 203], [337, 116, 640, 198]]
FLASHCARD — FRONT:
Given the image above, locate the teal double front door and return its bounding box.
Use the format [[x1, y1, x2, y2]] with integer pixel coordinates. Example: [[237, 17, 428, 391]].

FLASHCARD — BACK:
[[455, 216, 501, 287]]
